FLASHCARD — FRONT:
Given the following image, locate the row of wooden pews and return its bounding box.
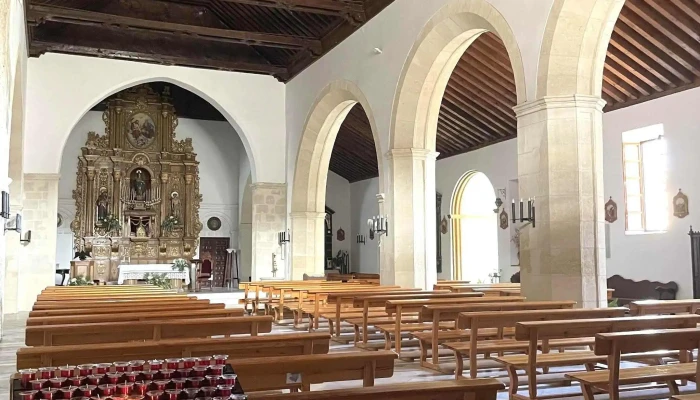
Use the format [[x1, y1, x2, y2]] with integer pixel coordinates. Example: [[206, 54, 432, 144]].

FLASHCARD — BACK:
[[13, 283, 504, 400]]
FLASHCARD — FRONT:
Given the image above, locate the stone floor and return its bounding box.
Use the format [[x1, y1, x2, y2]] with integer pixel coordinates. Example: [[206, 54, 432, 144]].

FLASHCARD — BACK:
[[0, 307, 694, 400]]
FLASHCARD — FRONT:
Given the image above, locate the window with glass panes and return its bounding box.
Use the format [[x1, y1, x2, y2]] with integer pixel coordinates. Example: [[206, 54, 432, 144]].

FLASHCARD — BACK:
[[622, 136, 667, 233]]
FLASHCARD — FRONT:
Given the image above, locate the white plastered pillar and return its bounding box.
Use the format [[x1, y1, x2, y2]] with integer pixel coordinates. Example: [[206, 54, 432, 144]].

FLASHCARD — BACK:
[[516, 96, 607, 308], [250, 183, 286, 281]]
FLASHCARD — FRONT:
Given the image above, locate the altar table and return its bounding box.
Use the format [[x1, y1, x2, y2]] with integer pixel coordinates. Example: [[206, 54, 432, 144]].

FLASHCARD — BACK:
[[117, 264, 191, 285]]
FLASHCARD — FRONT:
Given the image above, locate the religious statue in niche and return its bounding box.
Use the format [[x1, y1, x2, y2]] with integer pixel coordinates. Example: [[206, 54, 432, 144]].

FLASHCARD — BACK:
[[170, 191, 181, 219], [96, 189, 109, 222], [499, 209, 509, 230], [605, 197, 618, 223], [440, 216, 448, 234], [674, 189, 689, 218], [337, 227, 345, 241], [127, 113, 157, 148], [132, 169, 148, 201]]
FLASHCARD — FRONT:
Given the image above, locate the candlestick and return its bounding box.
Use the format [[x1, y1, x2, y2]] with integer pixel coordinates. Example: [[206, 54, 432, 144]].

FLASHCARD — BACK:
[[519, 199, 524, 223], [511, 199, 515, 223]]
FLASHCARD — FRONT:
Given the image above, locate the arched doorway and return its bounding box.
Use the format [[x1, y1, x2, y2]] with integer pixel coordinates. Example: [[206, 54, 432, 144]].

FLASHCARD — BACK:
[[451, 171, 497, 282]]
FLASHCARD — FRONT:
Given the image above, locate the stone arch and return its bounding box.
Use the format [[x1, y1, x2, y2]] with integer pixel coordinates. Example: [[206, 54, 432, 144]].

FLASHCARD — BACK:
[[385, 0, 526, 290], [58, 77, 260, 183], [537, 0, 625, 98], [290, 80, 382, 279]]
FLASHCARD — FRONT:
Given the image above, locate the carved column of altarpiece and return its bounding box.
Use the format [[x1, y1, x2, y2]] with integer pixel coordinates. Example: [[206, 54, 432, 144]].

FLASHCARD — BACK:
[[70, 85, 202, 282]]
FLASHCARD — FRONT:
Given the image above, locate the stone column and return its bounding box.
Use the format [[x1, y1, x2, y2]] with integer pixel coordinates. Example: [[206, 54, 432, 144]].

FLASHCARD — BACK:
[[184, 174, 193, 237], [250, 183, 286, 281], [113, 170, 121, 223], [159, 172, 169, 237], [16, 173, 60, 312], [290, 211, 325, 280], [385, 149, 438, 289], [85, 168, 95, 236], [515, 96, 607, 308]]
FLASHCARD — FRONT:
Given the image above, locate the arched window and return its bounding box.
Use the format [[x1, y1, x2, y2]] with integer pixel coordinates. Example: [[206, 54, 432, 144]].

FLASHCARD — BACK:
[[451, 171, 498, 282]]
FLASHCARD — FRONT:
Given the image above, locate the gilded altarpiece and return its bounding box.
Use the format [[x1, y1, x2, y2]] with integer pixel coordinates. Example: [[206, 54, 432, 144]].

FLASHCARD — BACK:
[[71, 85, 202, 282]]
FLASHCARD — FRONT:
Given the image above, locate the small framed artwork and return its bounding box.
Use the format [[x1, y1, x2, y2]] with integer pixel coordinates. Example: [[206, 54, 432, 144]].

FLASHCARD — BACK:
[[605, 197, 618, 223], [499, 209, 509, 230], [674, 189, 689, 218]]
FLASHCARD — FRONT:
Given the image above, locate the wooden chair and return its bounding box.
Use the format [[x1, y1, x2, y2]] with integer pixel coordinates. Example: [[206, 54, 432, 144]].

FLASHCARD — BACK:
[[198, 252, 213, 290]]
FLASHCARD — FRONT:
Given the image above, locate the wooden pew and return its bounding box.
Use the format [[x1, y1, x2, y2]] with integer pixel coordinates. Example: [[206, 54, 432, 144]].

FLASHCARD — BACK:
[[33, 298, 201, 310], [303, 287, 410, 329], [230, 351, 397, 392], [444, 307, 628, 379], [25, 315, 273, 345], [567, 328, 700, 400], [416, 301, 576, 370], [28, 301, 225, 317], [17, 332, 331, 368], [501, 314, 700, 400], [26, 307, 245, 326], [246, 379, 504, 400], [629, 299, 700, 316]]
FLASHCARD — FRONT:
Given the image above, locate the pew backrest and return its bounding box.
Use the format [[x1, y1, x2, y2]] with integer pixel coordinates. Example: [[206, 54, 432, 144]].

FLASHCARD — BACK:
[[26, 308, 245, 326]]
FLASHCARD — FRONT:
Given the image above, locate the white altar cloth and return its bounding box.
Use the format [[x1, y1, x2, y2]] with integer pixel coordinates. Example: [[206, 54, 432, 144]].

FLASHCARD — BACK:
[[118, 264, 190, 285]]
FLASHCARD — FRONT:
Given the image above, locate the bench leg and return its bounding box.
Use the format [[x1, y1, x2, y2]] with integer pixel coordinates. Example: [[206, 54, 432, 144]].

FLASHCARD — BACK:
[[384, 332, 392, 351], [419, 341, 428, 364], [667, 379, 680, 396], [455, 352, 465, 378], [328, 319, 334, 335], [581, 384, 596, 400], [505, 364, 519, 399]]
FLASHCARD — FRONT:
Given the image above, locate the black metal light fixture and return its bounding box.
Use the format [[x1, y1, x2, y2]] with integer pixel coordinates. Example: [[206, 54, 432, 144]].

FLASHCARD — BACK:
[[278, 230, 290, 245], [369, 215, 388, 236], [20, 230, 31, 244], [356, 234, 366, 245], [511, 198, 536, 228], [5, 213, 21, 233], [1, 191, 9, 218]]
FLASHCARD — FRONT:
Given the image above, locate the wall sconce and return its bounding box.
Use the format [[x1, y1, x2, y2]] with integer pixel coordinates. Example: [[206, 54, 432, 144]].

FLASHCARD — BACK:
[[356, 234, 366, 245], [278, 230, 290, 245], [368, 215, 388, 237], [1, 191, 9, 219], [21, 230, 31, 245], [5, 213, 21, 233], [511, 198, 536, 228], [494, 188, 506, 213]]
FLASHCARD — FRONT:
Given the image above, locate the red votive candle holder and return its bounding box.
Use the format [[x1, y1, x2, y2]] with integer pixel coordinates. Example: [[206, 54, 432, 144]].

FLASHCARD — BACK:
[[182, 388, 199, 399], [192, 397, 211, 400], [124, 372, 140, 383], [70, 397, 90, 400], [194, 357, 210, 367], [182, 358, 196, 370], [40, 388, 59, 400], [129, 361, 146, 372], [30, 379, 48, 390], [178, 369, 193, 379], [128, 396, 145, 400], [147, 361, 163, 372], [186, 378, 204, 388], [18, 390, 38, 400], [58, 387, 75, 399], [78, 385, 96, 397], [230, 395, 247, 400], [142, 371, 155, 381], [20, 369, 38, 388], [158, 370, 174, 380], [216, 385, 233, 397], [50, 378, 68, 388], [204, 376, 219, 387], [116, 383, 134, 396], [38, 368, 57, 380], [171, 378, 187, 390], [99, 384, 116, 396], [190, 368, 207, 378], [164, 359, 180, 370], [106, 373, 122, 385], [77, 366, 94, 377], [207, 366, 223, 376], [133, 381, 150, 396], [86, 375, 101, 386], [153, 380, 170, 391], [165, 389, 181, 400], [199, 387, 216, 397], [146, 390, 163, 400], [58, 366, 76, 378], [95, 364, 113, 375], [68, 377, 84, 387], [220, 375, 236, 387], [113, 362, 130, 373], [211, 356, 227, 366]]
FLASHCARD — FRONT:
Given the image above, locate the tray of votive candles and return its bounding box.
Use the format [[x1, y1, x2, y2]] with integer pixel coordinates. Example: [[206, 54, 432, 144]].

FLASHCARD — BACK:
[[12, 355, 247, 400]]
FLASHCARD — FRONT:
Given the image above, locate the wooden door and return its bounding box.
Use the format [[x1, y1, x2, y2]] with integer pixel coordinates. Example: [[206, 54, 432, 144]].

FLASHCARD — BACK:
[[199, 238, 230, 288]]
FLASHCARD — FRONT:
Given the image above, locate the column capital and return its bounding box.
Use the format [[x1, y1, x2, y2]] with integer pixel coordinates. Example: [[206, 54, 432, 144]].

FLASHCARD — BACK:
[[513, 95, 606, 117], [386, 148, 439, 160], [289, 211, 325, 219], [24, 173, 61, 181], [251, 182, 286, 191]]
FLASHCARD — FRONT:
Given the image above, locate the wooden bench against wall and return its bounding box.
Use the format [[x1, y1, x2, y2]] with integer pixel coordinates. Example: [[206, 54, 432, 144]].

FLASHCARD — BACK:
[[246, 380, 504, 400], [568, 328, 700, 400], [629, 299, 700, 316], [25, 315, 273, 346]]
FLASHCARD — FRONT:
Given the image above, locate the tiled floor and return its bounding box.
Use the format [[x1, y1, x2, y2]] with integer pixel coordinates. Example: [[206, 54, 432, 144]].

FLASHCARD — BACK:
[[0, 307, 694, 400]]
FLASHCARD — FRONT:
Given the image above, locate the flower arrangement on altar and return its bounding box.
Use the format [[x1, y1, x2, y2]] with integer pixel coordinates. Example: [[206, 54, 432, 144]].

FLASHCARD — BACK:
[[171, 258, 189, 272], [101, 214, 121, 233], [161, 215, 179, 232], [69, 275, 94, 286], [144, 272, 172, 289]]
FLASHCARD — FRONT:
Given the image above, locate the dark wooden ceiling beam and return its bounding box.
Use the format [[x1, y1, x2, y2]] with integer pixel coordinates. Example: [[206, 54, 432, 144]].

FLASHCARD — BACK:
[[436, 110, 479, 147], [449, 68, 516, 116], [439, 102, 497, 143], [650, 0, 700, 42], [609, 33, 681, 87], [669, 0, 700, 25], [626, 0, 700, 61], [461, 48, 517, 93], [603, 74, 636, 100], [215, 0, 365, 18], [604, 58, 654, 96], [28, 4, 323, 53], [606, 41, 669, 91], [442, 90, 514, 137]]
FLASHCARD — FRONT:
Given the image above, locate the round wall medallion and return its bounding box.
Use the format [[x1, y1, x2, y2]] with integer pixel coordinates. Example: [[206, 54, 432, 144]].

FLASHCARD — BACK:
[[207, 217, 222, 231], [57, 213, 63, 227]]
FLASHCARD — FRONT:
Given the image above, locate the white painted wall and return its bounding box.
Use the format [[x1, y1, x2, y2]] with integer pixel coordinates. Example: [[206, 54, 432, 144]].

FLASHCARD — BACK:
[[57, 111, 247, 268], [602, 87, 700, 299], [325, 171, 352, 262], [26, 53, 286, 184], [350, 178, 379, 273], [285, 0, 555, 209]]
